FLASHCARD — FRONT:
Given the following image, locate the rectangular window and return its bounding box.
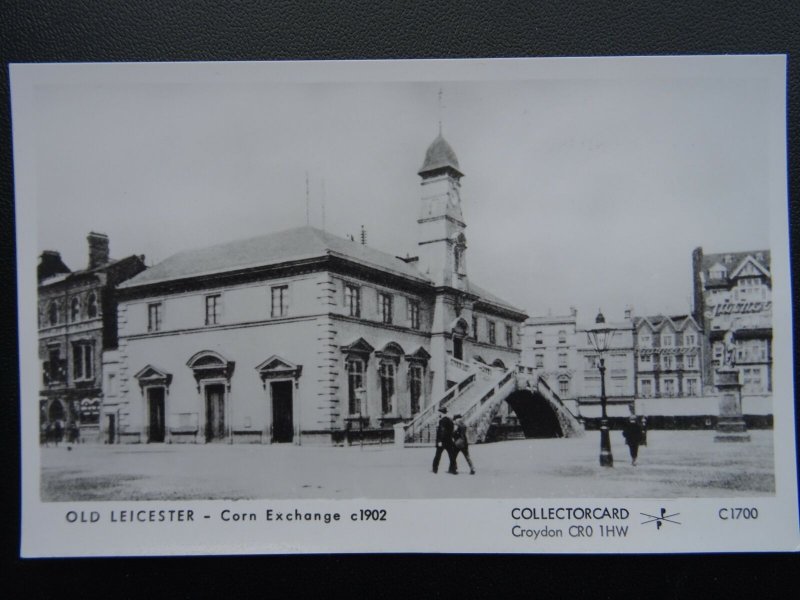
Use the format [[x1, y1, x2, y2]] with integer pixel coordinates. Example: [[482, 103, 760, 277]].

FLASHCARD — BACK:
[[347, 359, 365, 415], [271, 285, 289, 317], [472, 316, 479, 340], [662, 355, 672, 370], [379, 293, 393, 325], [345, 284, 361, 318], [641, 379, 652, 397], [506, 325, 514, 348], [72, 342, 94, 381], [664, 379, 675, 396], [488, 321, 496, 345], [686, 334, 696, 346], [558, 329, 567, 344], [641, 353, 651, 363], [535, 354, 544, 368], [559, 379, 569, 396], [205, 294, 221, 325], [409, 364, 423, 415], [408, 299, 420, 330], [380, 361, 395, 414], [558, 352, 568, 368], [535, 330, 543, 345], [686, 378, 698, 396], [45, 346, 64, 383], [686, 354, 696, 369], [640, 335, 651, 347], [662, 335, 673, 347], [586, 355, 597, 369], [147, 302, 162, 332]]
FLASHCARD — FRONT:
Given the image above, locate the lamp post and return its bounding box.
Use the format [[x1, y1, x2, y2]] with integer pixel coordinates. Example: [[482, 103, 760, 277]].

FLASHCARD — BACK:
[[586, 311, 615, 467]]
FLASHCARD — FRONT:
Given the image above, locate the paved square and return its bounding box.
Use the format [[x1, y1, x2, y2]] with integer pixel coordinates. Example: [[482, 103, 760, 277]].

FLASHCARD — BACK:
[[40, 430, 775, 501]]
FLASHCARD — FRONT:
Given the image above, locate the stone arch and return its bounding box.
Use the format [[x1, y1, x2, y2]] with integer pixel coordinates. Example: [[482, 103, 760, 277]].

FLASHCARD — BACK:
[[505, 389, 564, 438], [48, 399, 66, 422]]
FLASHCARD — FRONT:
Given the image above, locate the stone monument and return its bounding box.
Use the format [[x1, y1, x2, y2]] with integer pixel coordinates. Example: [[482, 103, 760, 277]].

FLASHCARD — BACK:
[[714, 331, 750, 442]]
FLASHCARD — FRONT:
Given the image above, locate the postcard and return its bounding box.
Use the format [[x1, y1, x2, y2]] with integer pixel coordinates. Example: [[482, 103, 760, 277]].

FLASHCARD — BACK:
[[12, 56, 798, 555]]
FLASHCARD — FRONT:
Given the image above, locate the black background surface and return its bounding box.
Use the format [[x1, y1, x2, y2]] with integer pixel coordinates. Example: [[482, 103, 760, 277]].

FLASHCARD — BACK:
[[1, 1, 798, 597]]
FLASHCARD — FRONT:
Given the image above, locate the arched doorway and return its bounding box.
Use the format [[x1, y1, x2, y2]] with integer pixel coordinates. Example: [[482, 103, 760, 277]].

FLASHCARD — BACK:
[[187, 351, 235, 443], [48, 399, 65, 423]]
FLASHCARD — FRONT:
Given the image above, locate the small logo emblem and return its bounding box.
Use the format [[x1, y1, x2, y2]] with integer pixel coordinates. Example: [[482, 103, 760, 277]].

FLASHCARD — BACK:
[[640, 508, 681, 529]]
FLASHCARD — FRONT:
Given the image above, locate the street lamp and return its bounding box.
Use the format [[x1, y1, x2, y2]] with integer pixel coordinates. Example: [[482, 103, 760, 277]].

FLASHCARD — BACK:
[[586, 310, 616, 467]]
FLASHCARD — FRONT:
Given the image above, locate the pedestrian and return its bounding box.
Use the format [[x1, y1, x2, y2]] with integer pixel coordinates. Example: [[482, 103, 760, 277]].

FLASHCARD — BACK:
[[452, 414, 476, 475], [53, 419, 63, 446], [622, 415, 644, 466], [432, 407, 457, 474]]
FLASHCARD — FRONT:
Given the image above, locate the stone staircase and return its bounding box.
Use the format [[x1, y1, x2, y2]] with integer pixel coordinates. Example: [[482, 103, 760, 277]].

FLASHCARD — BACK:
[[398, 360, 583, 447]]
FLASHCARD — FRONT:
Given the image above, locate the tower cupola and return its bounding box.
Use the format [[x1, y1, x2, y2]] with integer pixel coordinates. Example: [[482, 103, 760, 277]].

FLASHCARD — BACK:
[[418, 134, 464, 180]]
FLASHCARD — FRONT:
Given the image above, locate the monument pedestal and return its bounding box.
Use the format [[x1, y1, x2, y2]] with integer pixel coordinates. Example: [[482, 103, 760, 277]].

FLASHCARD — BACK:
[[714, 368, 750, 443]]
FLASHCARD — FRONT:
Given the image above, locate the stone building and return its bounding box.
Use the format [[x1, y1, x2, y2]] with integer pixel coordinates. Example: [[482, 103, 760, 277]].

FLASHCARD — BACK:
[[38, 233, 146, 443], [109, 134, 527, 445], [522, 308, 636, 422], [692, 247, 772, 417], [522, 308, 579, 414], [575, 310, 637, 420]]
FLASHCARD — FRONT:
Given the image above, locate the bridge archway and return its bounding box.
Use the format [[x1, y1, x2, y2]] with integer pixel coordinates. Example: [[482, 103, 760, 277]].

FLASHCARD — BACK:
[[504, 389, 564, 438]]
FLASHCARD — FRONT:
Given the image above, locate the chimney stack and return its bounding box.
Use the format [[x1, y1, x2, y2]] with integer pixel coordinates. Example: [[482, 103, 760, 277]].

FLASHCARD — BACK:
[[38, 250, 71, 282], [87, 232, 109, 269]]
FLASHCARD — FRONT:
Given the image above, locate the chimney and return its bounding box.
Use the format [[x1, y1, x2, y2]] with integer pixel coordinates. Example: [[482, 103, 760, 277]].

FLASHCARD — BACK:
[[360, 225, 367, 246], [624, 306, 632, 320], [38, 250, 71, 282], [87, 232, 110, 269]]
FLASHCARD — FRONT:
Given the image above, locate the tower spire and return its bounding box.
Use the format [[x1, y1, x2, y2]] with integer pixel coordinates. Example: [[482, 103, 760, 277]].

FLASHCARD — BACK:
[[438, 87, 444, 135]]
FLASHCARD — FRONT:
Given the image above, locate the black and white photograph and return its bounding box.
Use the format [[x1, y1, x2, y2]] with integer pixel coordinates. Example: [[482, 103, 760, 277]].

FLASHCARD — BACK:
[[12, 56, 798, 555]]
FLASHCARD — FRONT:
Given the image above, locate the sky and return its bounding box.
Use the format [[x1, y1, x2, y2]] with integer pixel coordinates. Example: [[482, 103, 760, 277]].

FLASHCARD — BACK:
[[27, 59, 779, 326]]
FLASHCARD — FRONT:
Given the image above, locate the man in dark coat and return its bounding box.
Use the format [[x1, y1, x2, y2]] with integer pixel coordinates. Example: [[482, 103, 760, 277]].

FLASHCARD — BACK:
[[622, 415, 644, 466], [432, 407, 457, 474], [452, 414, 476, 475]]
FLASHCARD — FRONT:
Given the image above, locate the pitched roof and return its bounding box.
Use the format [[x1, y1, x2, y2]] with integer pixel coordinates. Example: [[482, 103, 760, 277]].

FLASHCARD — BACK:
[[119, 226, 526, 318], [635, 314, 700, 332], [468, 280, 526, 317], [701, 250, 770, 279], [120, 226, 432, 289]]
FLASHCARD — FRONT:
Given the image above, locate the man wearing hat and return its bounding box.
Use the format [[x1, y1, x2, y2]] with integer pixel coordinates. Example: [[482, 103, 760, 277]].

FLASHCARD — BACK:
[[432, 406, 457, 474]]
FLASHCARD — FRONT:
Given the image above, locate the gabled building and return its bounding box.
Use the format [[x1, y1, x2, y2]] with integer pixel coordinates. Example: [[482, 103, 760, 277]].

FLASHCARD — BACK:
[[110, 134, 527, 445], [634, 314, 703, 400], [692, 248, 772, 398], [38, 233, 146, 442]]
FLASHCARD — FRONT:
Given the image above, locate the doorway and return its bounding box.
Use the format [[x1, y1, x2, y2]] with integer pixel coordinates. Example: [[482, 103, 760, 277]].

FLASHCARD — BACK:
[[107, 414, 116, 444], [271, 380, 294, 443], [204, 383, 226, 442], [453, 337, 464, 360], [147, 387, 165, 443]]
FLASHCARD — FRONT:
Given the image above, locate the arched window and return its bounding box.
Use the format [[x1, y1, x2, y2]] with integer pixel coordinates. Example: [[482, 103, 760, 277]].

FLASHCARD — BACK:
[[87, 293, 98, 318], [48, 302, 59, 326], [70, 297, 81, 322]]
